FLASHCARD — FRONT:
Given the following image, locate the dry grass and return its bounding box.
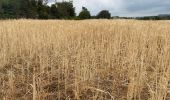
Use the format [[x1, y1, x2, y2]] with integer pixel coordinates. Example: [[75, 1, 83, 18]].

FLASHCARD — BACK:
[[0, 19, 170, 100]]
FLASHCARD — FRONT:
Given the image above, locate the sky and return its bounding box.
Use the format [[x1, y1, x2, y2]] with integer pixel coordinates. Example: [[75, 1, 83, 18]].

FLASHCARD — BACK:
[[48, 0, 170, 17]]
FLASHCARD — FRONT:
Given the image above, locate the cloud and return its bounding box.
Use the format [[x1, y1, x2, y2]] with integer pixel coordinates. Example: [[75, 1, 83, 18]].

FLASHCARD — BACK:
[[73, 0, 123, 15], [48, 0, 170, 17], [121, 0, 170, 16]]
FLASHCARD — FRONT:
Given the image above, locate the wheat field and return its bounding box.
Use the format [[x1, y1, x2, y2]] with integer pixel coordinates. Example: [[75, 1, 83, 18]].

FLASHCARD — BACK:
[[0, 19, 170, 100]]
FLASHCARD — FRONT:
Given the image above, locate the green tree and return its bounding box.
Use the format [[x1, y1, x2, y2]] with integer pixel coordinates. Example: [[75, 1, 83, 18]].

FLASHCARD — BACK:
[[0, 3, 2, 17], [50, 4, 60, 19], [56, 1, 75, 19], [0, 0, 20, 18], [97, 10, 111, 19], [0, 0, 31, 18], [37, 0, 49, 19], [19, 0, 29, 18], [78, 7, 91, 19], [26, 0, 38, 19]]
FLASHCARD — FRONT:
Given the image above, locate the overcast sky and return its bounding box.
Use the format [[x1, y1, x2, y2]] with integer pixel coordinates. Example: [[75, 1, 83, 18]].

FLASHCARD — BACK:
[[48, 0, 170, 17]]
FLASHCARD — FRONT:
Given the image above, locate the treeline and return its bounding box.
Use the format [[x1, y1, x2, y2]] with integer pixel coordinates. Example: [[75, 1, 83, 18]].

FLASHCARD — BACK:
[[136, 15, 170, 20], [0, 0, 75, 19], [0, 0, 111, 19], [112, 16, 170, 20]]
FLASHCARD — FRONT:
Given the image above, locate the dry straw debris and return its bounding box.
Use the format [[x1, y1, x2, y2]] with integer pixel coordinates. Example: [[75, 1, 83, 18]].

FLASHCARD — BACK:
[[0, 19, 170, 100]]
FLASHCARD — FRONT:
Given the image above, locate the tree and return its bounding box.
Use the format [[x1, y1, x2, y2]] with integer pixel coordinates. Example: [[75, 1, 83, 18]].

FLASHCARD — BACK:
[[78, 7, 91, 19], [19, 0, 30, 18], [0, 3, 2, 17], [0, 0, 19, 18], [97, 10, 111, 19], [26, 0, 38, 19], [37, 0, 49, 19], [0, 0, 36, 19], [56, 2, 75, 19], [50, 4, 60, 19]]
